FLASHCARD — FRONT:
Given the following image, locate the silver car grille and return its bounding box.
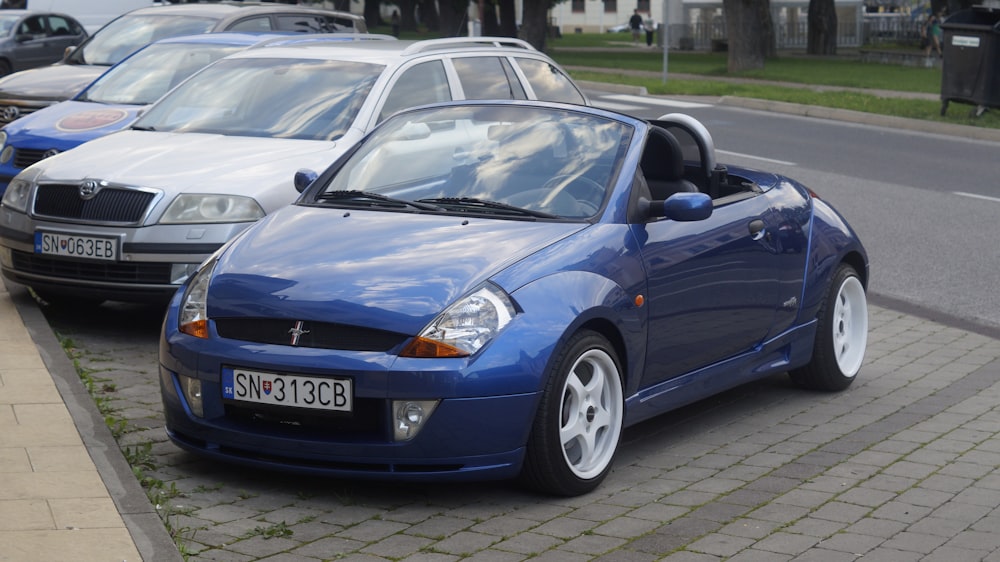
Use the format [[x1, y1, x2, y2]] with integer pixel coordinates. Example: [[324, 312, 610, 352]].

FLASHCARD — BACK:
[[32, 183, 157, 225]]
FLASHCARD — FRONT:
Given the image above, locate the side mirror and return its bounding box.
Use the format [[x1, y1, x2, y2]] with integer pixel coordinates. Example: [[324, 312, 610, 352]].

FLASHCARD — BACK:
[[641, 192, 712, 221], [293, 169, 318, 193]]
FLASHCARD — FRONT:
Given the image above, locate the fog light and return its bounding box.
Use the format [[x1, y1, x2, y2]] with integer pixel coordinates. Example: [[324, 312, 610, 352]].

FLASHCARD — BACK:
[[0, 246, 10, 267], [178, 374, 204, 418], [0, 146, 12, 164], [392, 400, 439, 441], [170, 263, 200, 284]]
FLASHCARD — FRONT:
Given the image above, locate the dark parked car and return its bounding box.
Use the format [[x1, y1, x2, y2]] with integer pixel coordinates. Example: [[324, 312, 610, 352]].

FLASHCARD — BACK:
[[158, 101, 870, 496], [0, 9, 87, 76], [0, 2, 365, 123]]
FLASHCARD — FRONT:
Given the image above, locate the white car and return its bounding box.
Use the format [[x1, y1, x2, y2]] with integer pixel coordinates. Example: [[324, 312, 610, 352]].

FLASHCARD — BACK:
[[0, 35, 589, 304]]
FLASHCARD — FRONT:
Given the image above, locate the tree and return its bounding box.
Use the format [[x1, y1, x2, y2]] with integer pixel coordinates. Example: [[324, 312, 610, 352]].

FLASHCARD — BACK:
[[722, 0, 771, 72], [519, 0, 552, 51], [807, 0, 837, 55]]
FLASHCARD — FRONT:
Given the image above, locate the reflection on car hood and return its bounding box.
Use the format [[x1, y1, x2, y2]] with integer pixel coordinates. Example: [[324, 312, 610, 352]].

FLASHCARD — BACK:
[[0, 65, 105, 101], [209, 206, 588, 334], [2, 100, 143, 147], [35, 130, 341, 201]]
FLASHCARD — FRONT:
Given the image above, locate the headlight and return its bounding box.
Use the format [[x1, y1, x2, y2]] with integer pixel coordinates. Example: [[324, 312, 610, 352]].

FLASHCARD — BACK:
[[178, 258, 217, 338], [0, 130, 7, 147], [401, 283, 517, 358], [160, 194, 264, 224], [1, 175, 34, 213]]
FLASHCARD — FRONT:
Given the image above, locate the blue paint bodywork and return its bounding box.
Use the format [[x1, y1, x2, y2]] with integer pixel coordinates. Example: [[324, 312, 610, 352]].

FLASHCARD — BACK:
[[159, 101, 868, 482]]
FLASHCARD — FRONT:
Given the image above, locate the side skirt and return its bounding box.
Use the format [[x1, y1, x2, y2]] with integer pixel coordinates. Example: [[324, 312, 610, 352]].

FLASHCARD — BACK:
[[624, 319, 818, 427]]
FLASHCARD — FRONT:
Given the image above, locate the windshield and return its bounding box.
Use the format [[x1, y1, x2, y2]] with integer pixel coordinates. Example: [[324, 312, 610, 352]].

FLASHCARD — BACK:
[[132, 57, 381, 139], [67, 15, 218, 66], [316, 105, 631, 220], [0, 16, 19, 36], [78, 42, 245, 105]]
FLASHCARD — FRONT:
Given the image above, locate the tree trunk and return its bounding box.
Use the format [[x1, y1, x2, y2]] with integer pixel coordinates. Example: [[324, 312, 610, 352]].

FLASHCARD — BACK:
[[807, 0, 838, 55], [399, 0, 417, 32], [438, 0, 470, 37], [482, 0, 501, 36], [722, 0, 767, 72], [759, 0, 777, 58], [498, 0, 518, 37], [363, 0, 381, 29], [520, 0, 550, 51], [418, 0, 441, 33]]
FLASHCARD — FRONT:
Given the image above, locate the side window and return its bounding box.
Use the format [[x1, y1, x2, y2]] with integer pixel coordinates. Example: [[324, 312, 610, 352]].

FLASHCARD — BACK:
[[515, 58, 586, 105], [379, 60, 451, 122], [452, 57, 517, 100], [227, 17, 273, 32], [46, 16, 75, 36], [18, 16, 45, 37]]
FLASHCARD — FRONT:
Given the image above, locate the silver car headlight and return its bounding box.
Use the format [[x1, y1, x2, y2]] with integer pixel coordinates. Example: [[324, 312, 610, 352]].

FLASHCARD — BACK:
[[178, 258, 217, 339], [1, 174, 36, 213], [160, 194, 264, 224], [401, 283, 517, 358]]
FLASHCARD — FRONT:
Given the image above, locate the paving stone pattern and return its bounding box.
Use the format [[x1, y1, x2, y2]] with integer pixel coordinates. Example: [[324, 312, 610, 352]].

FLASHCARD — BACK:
[[42, 303, 1000, 561]]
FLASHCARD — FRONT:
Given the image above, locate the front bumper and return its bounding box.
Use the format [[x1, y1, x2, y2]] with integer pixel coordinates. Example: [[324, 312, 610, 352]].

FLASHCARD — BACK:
[[0, 210, 250, 301]]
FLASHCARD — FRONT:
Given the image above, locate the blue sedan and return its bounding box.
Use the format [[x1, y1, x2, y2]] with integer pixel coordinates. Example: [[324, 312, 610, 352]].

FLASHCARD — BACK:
[[159, 101, 869, 496]]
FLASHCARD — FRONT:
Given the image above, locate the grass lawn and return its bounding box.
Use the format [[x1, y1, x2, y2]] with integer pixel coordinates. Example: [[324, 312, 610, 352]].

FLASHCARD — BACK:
[[547, 33, 999, 129]]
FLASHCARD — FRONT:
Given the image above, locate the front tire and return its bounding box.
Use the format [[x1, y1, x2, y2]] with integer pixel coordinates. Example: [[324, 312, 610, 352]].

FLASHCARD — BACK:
[[520, 330, 624, 496], [790, 264, 868, 391]]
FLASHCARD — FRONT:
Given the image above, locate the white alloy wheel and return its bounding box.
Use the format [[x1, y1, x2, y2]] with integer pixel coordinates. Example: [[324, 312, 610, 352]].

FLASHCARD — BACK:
[[559, 348, 624, 480], [832, 274, 868, 378]]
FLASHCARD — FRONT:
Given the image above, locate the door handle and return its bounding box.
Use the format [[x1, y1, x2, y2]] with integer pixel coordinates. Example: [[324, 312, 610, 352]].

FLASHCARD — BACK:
[[749, 219, 766, 241]]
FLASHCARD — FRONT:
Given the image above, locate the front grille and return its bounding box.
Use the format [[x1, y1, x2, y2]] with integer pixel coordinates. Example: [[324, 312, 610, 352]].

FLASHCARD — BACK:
[[214, 318, 408, 352], [13, 148, 53, 170], [11, 250, 172, 284], [0, 105, 40, 124], [224, 397, 385, 439], [33, 183, 156, 224]]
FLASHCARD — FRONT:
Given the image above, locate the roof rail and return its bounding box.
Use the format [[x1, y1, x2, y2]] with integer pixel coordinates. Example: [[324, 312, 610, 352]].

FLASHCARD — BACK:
[[250, 33, 397, 49], [400, 36, 536, 56]]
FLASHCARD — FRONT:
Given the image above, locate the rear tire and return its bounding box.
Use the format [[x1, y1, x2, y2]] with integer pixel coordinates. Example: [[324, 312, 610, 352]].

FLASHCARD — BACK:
[[520, 330, 624, 496], [790, 264, 868, 391], [0, 60, 10, 77]]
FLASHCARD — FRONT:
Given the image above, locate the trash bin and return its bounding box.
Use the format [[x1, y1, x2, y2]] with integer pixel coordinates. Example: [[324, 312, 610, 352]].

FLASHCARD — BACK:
[[940, 6, 1000, 117]]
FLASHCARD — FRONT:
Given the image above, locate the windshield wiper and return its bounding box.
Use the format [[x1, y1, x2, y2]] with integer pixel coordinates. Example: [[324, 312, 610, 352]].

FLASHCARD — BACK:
[[317, 190, 443, 211], [416, 197, 558, 219], [130, 124, 155, 131]]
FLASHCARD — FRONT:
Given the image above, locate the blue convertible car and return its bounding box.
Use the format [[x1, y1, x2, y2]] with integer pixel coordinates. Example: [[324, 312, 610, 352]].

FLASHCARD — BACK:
[[159, 101, 869, 496]]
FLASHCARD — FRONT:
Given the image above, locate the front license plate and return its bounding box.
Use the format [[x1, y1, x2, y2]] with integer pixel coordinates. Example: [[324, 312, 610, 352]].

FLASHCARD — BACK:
[[221, 367, 352, 412], [35, 231, 119, 261]]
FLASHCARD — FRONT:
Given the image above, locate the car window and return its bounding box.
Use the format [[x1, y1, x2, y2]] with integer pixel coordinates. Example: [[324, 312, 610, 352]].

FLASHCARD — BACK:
[[452, 57, 518, 100], [18, 16, 45, 37], [68, 15, 219, 66], [379, 60, 450, 122], [0, 15, 16, 36], [276, 14, 342, 33], [46, 16, 78, 37], [322, 105, 629, 220], [134, 57, 383, 141], [227, 16, 273, 32], [79, 43, 247, 105], [515, 58, 586, 105]]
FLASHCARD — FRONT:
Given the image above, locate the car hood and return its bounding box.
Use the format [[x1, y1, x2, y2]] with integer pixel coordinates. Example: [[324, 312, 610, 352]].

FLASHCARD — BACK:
[[3, 100, 142, 147], [208, 206, 588, 335], [0, 65, 106, 101], [35, 131, 343, 208]]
